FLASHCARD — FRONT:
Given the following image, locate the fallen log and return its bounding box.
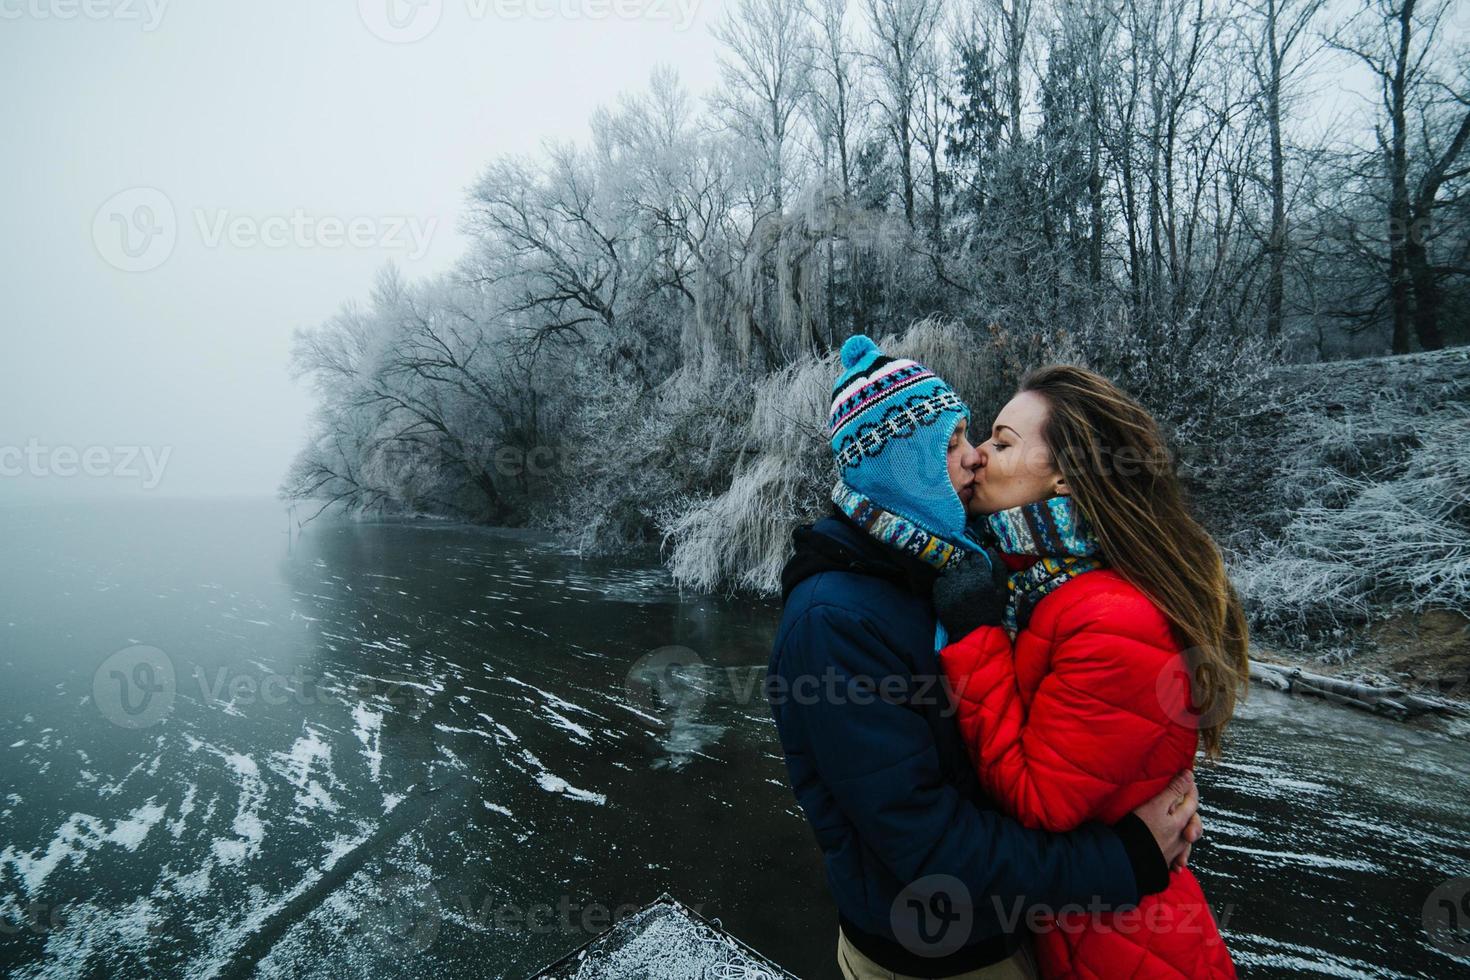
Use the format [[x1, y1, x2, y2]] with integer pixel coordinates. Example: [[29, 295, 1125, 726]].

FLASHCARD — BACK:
[[1248, 660, 1467, 719]]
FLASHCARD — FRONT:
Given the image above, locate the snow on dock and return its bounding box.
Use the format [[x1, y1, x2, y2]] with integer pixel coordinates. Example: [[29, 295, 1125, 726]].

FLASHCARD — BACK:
[[529, 894, 797, 980]]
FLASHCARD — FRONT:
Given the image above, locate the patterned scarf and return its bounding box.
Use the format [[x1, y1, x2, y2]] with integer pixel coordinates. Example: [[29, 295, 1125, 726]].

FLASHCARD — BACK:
[[832, 481, 975, 572], [976, 494, 1104, 636]]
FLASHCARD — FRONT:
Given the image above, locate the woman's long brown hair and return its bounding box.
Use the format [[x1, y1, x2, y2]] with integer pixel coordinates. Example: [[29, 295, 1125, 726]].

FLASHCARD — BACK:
[[1020, 365, 1249, 758]]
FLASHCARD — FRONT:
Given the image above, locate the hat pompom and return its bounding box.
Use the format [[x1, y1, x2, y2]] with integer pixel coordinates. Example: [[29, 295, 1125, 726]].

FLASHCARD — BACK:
[[840, 334, 880, 369]]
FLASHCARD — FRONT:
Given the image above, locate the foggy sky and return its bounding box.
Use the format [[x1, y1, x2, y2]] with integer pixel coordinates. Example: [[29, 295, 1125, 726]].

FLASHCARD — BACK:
[[0, 0, 725, 500]]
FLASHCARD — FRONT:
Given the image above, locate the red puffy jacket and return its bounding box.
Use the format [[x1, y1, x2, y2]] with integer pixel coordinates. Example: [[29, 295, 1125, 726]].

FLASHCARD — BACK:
[[940, 567, 1236, 979]]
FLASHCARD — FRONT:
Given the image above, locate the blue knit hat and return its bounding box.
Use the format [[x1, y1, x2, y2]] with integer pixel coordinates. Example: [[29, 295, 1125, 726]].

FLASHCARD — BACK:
[[828, 334, 971, 543]]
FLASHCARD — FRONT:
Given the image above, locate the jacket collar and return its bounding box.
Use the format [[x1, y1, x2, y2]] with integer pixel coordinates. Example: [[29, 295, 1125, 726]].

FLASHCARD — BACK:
[[780, 507, 941, 603]]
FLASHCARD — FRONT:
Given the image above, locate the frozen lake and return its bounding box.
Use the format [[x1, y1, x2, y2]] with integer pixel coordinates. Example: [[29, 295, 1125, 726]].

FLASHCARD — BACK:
[[1, 499, 1467, 978]]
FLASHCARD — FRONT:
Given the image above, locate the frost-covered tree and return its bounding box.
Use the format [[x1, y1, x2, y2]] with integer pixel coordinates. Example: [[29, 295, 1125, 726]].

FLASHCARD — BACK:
[[711, 0, 815, 214], [1327, 0, 1470, 353], [862, 0, 945, 227], [282, 1, 1468, 626], [1240, 0, 1328, 340]]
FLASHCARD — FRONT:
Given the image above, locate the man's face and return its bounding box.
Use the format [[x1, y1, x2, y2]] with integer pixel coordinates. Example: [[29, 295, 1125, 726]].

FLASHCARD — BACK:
[[946, 418, 981, 511]]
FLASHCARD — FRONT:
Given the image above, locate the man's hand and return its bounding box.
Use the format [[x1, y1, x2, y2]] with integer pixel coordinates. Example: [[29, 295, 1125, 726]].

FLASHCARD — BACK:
[[1131, 769, 1203, 871]]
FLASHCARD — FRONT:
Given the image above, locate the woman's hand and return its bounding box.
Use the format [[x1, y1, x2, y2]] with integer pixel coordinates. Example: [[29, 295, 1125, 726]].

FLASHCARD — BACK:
[[932, 547, 1010, 640]]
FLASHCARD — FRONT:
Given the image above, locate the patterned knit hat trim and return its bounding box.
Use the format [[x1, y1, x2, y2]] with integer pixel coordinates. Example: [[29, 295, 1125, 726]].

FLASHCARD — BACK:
[[831, 481, 969, 570], [832, 388, 968, 473], [831, 352, 901, 403], [828, 359, 932, 434]]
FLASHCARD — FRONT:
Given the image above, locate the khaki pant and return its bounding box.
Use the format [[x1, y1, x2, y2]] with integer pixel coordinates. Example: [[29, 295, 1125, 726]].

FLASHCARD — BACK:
[[836, 928, 1039, 980]]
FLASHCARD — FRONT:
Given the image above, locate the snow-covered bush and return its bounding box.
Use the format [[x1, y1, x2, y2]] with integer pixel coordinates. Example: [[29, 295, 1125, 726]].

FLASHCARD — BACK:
[[1221, 348, 1470, 638]]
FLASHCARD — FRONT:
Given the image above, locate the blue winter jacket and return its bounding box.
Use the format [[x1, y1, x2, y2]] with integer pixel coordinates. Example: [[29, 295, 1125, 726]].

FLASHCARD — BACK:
[[768, 512, 1165, 976]]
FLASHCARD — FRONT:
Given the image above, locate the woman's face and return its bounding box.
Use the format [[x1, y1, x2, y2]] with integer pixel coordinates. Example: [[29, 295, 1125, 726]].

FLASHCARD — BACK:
[[967, 390, 1070, 515]]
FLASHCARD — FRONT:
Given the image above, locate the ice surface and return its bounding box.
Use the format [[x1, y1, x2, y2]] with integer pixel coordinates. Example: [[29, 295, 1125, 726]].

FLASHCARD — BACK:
[[351, 703, 384, 782]]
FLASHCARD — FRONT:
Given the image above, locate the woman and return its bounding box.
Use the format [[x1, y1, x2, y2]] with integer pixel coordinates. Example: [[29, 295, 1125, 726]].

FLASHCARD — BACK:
[[933, 365, 1245, 979]]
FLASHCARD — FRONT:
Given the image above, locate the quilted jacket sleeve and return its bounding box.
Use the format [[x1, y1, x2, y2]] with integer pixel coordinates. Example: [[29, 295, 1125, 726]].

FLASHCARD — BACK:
[[939, 584, 1197, 833], [776, 601, 1148, 913]]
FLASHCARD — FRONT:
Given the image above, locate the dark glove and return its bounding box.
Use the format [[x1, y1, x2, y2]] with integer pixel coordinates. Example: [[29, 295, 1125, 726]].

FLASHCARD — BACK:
[[932, 547, 1011, 640]]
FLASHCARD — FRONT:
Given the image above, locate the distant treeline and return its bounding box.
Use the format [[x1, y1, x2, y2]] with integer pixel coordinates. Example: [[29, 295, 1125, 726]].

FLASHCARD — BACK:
[[283, 0, 1469, 624]]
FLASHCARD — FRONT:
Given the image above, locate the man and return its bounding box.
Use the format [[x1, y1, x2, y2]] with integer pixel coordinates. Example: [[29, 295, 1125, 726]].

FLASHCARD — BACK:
[[768, 336, 1201, 979]]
